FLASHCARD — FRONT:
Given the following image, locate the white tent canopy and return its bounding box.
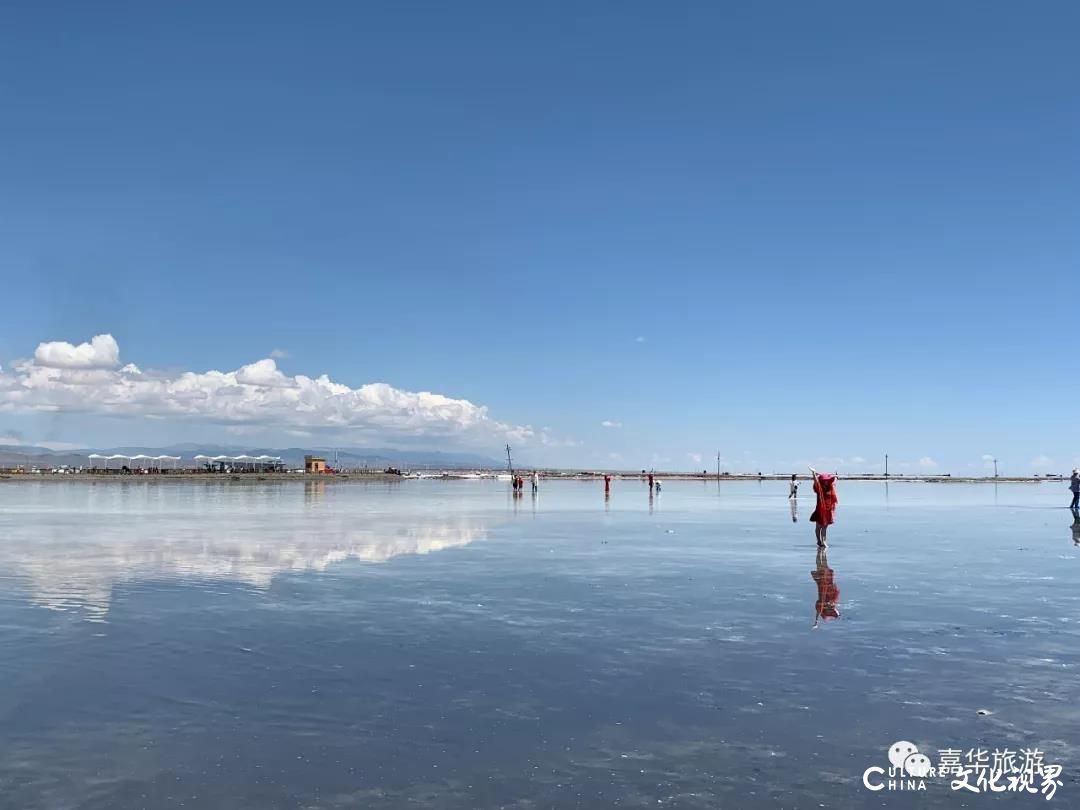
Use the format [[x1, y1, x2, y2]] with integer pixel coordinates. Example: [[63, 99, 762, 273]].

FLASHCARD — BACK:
[[87, 453, 181, 469], [193, 454, 284, 471], [85, 453, 282, 471]]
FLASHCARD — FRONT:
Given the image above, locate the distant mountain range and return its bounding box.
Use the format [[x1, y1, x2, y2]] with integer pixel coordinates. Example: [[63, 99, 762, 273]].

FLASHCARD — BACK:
[[0, 444, 504, 470]]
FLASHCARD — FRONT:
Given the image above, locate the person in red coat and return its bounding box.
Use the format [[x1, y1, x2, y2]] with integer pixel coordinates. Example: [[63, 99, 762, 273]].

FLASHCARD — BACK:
[[808, 467, 838, 548]]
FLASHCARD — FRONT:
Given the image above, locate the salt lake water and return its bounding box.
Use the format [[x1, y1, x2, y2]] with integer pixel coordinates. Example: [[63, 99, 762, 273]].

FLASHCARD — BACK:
[[0, 478, 1078, 809]]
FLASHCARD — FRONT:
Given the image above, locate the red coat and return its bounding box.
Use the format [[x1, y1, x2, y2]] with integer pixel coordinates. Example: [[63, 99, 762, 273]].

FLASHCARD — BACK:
[[810, 477, 838, 526]]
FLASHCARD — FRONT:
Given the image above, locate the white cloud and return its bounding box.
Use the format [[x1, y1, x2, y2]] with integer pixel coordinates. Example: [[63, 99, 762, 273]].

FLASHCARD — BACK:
[[917, 456, 938, 469], [688, 452, 703, 465], [634, 336, 646, 344], [234, 358, 296, 388], [1030, 455, 1055, 470], [539, 432, 579, 448], [269, 348, 289, 359], [2, 333, 541, 448], [600, 420, 622, 428], [33, 334, 119, 370]]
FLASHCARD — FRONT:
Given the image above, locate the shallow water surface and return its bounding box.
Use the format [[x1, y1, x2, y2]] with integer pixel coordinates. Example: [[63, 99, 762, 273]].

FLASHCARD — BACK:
[[0, 479, 1077, 808]]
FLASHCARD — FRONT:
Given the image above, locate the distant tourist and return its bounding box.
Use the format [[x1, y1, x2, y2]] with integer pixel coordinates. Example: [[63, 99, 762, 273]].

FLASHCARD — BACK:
[[789, 474, 799, 500], [654, 479, 661, 493], [531, 471, 539, 494], [604, 474, 612, 494], [1070, 470, 1079, 509], [809, 467, 838, 548]]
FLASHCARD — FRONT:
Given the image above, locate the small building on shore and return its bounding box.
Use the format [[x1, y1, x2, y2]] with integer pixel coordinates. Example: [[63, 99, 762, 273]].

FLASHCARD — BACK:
[[304, 455, 327, 474]]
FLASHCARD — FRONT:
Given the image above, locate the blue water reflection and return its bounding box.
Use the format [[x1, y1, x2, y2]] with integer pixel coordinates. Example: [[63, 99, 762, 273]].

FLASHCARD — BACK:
[[0, 479, 1077, 808]]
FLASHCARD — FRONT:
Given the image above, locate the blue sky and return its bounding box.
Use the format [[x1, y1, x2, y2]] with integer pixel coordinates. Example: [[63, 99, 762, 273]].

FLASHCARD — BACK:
[[1, 1, 1077, 473]]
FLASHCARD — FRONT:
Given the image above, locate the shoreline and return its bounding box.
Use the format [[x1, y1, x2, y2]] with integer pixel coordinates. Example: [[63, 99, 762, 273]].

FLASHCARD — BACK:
[[0, 471, 1063, 485], [0, 472, 405, 484]]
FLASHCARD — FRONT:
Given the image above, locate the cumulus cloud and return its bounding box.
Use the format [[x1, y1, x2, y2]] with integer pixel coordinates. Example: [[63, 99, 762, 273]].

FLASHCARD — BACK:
[[2, 334, 538, 447], [269, 348, 289, 359], [601, 420, 622, 428], [34, 334, 119, 370], [234, 359, 296, 388]]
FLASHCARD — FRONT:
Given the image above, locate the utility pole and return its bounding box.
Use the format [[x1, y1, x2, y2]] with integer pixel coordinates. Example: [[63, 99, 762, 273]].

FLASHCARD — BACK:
[[505, 444, 514, 477], [717, 451, 721, 480], [994, 458, 998, 479], [885, 453, 888, 479]]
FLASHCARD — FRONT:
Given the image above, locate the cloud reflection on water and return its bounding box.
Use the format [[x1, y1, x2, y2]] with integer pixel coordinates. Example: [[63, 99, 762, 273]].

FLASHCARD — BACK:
[[0, 482, 487, 620]]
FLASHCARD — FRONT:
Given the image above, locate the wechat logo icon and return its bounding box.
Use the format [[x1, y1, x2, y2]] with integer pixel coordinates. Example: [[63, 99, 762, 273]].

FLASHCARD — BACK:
[[888, 741, 931, 776], [863, 740, 934, 791]]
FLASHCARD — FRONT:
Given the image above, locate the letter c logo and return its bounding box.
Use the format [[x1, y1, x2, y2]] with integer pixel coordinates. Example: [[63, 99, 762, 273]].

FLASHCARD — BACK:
[[863, 766, 885, 791]]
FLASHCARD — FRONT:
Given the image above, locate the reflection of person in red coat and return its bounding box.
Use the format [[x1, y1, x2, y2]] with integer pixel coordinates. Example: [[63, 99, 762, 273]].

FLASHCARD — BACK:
[[812, 548, 840, 627], [808, 468, 838, 548]]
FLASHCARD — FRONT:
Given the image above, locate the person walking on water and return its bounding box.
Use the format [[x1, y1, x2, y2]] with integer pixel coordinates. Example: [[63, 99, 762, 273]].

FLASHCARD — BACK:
[[789, 474, 799, 500], [604, 474, 612, 495], [809, 467, 838, 548], [648, 472, 654, 491], [1070, 470, 1079, 510], [531, 470, 539, 494]]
